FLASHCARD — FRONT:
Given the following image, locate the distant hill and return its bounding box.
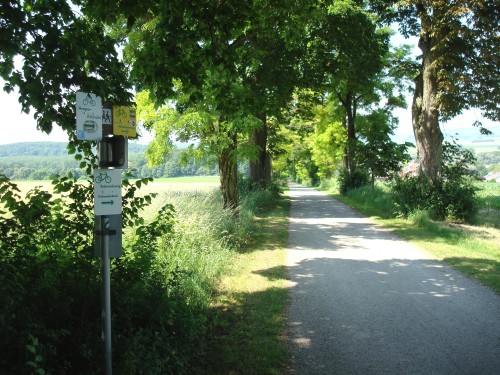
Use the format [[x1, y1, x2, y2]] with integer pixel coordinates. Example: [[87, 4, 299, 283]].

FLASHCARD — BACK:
[[0, 141, 217, 180], [393, 125, 500, 153], [0, 142, 148, 157]]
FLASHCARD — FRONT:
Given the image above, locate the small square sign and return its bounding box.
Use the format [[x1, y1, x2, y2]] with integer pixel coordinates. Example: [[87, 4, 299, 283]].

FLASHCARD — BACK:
[[102, 107, 113, 125], [76, 92, 103, 141], [112, 105, 137, 137], [94, 169, 122, 215]]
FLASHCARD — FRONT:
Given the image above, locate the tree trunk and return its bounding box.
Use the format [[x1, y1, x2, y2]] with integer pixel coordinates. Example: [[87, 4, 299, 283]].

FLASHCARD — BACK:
[[219, 132, 239, 210], [341, 115, 349, 169], [345, 92, 356, 174], [249, 114, 272, 188], [412, 30, 443, 183], [339, 92, 356, 174]]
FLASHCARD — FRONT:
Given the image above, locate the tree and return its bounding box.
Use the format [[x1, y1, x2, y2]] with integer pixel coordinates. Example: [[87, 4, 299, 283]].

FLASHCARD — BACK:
[[304, 2, 416, 179], [243, 1, 311, 188], [1, 0, 132, 154], [308, 100, 347, 180], [357, 109, 412, 191], [88, 0, 315, 208], [370, 0, 500, 182]]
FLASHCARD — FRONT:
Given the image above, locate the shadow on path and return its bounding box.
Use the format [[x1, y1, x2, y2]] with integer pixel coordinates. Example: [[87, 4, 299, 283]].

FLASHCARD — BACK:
[[286, 184, 500, 375]]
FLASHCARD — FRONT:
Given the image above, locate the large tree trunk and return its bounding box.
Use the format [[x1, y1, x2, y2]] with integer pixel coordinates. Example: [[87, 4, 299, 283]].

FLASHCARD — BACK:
[[249, 114, 272, 188], [412, 27, 444, 183], [219, 132, 239, 210]]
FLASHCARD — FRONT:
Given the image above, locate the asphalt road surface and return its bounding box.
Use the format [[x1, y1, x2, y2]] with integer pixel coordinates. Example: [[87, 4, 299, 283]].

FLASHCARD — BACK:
[[286, 184, 500, 375]]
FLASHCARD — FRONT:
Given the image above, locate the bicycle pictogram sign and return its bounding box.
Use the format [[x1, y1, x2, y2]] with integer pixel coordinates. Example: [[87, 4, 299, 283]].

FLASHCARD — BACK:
[[115, 107, 127, 118], [83, 93, 96, 106], [95, 171, 112, 184]]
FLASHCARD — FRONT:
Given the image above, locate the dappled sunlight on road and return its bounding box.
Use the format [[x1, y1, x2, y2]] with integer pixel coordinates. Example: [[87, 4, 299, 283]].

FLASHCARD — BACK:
[[286, 184, 500, 375]]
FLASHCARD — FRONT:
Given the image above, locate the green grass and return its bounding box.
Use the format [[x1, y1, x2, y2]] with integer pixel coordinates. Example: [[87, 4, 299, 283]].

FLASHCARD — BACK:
[[475, 182, 500, 228], [197, 195, 291, 375], [152, 175, 219, 183], [320, 182, 500, 292], [139, 184, 292, 374]]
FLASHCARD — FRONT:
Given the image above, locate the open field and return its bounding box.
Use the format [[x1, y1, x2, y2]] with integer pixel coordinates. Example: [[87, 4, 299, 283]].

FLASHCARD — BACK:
[[10, 176, 219, 196], [136, 176, 219, 197], [462, 139, 500, 153], [3, 177, 221, 222]]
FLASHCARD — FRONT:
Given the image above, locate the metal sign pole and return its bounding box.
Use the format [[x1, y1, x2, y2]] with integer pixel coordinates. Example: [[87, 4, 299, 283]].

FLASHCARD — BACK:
[[76, 94, 129, 375], [100, 215, 112, 375]]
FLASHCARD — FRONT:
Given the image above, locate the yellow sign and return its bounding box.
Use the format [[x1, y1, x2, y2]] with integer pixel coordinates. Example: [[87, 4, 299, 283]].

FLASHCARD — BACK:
[[112, 106, 137, 137]]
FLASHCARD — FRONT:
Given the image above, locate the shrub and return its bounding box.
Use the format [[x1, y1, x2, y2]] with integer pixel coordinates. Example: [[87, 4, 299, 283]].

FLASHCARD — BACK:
[[391, 175, 478, 222], [391, 141, 479, 223], [0, 169, 281, 374], [338, 168, 369, 195], [0, 173, 158, 374], [408, 209, 433, 228]]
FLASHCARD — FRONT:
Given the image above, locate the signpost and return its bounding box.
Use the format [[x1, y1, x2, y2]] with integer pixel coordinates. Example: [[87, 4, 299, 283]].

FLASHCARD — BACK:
[[76, 92, 103, 141], [75, 92, 136, 375]]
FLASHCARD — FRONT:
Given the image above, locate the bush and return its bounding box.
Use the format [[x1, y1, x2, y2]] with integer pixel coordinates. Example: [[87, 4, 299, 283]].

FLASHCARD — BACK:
[[344, 183, 395, 215], [238, 175, 286, 199], [0, 169, 281, 374], [319, 178, 339, 193], [0, 174, 159, 374], [408, 209, 433, 228], [391, 175, 478, 222], [391, 141, 479, 223], [338, 168, 369, 195]]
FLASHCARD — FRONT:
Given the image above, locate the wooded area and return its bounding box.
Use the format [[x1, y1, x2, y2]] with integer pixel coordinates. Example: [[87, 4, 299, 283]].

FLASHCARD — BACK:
[[0, 142, 219, 180]]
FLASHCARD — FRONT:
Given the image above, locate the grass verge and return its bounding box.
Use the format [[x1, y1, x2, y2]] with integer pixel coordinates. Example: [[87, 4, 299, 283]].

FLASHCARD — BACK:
[[323, 185, 500, 293], [196, 195, 291, 375]]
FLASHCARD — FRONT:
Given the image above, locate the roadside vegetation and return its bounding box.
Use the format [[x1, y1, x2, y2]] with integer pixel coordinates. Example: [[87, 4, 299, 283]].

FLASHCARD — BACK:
[[0, 174, 289, 374], [197, 192, 290, 375], [1, 1, 499, 374]]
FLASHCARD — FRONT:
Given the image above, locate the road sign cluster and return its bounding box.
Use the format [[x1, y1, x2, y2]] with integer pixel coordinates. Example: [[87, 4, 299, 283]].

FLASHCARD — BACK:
[[76, 91, 131, 373], [76, 92, 137, 141], [75, 91, 133, 254]]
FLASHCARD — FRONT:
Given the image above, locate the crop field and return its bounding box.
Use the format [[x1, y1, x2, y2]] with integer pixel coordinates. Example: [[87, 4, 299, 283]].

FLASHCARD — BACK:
[[11, 176, 219, 196], [462, 139, 500, 153], [5, 176, 221, 222]]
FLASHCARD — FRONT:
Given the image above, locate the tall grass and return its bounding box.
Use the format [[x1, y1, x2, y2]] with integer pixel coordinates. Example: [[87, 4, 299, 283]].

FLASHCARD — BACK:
[[0, 172, 280, 374], [475, 182, 500, 227], [118, 186, 282, 373]]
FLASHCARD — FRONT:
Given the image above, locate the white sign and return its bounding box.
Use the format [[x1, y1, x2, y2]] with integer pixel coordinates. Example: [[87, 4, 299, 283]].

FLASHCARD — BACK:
[[94, 169, 122, 215], [76, 92, 103, 141], [102, 107, 112, 125]]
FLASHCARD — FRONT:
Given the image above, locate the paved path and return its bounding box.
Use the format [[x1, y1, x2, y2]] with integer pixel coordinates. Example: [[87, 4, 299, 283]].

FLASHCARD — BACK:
[[286, 184, 500, 375]]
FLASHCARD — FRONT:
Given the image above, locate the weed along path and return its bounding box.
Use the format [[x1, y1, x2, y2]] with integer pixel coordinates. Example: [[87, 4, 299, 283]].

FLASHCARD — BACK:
[[286, 184, 500, 375]]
